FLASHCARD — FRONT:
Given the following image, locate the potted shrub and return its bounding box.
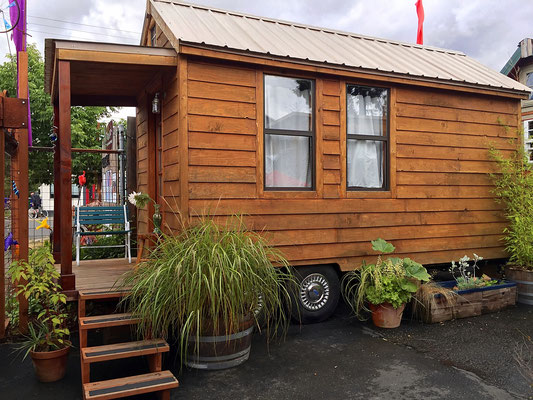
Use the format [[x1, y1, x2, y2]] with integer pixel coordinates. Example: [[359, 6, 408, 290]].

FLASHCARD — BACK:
[[490, 145, 533, 304], [122, 216, 296, 370], [342, 239, 430, 328], [8, 246, 71, 382]]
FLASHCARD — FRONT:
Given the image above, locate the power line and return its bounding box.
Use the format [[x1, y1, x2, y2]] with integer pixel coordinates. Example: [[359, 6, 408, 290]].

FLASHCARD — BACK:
[[28, 15, 141, 35], [27, 29, 138, 43], [29, 22, 139, 41]]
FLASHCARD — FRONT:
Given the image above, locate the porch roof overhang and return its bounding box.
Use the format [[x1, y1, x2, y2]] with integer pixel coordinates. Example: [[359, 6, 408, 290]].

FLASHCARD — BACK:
[[44, 39, 178, 107]]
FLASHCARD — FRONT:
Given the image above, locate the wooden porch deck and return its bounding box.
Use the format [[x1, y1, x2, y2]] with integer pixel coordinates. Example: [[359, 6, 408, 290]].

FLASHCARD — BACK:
[[56, 258, 135, 299]]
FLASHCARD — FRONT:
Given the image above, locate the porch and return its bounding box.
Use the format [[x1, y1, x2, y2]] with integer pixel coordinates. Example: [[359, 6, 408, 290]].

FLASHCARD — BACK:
[[56, 258, 134, 300], [44, 39, 178, 295]]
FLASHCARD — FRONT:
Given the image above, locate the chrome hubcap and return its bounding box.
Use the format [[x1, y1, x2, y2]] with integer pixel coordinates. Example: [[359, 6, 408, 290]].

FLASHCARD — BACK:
[[299, 273, 330, 311]]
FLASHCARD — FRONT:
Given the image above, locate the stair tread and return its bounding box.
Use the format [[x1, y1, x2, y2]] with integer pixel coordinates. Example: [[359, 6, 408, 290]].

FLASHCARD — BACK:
[[82, 339, 169, 363], [84, 370, 179, 400], [78, 289, 131, 301], [79, 313, 140, 330]]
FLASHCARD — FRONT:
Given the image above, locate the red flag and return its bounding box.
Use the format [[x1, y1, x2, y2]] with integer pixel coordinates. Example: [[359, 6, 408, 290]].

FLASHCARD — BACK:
[[416, 0, 424, 45]]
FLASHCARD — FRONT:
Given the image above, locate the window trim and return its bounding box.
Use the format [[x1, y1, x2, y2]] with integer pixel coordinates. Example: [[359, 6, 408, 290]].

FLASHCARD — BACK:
[[345, 84, 390, 192], [263, 74, 316, 191]]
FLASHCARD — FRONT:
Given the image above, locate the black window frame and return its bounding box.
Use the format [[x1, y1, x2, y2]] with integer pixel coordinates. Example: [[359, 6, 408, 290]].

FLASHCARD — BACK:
[[150, 26, 157, 47], [263, 74, 316, 191], [345, 84, 390, 192]]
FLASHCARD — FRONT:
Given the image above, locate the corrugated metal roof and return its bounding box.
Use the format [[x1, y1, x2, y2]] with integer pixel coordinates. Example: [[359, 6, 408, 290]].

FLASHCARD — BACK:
[[150, 0, 531, 95]]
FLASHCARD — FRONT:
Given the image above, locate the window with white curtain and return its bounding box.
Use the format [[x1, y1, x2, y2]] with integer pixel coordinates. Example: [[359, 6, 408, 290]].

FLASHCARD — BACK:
[[264, 75, 314, 189], [525, 120, 533, 163], [346, 85, 389, 190]]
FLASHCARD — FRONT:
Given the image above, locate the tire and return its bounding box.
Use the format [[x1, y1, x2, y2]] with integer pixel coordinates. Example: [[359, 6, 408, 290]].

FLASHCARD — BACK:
[[291, 265, 340, 324]]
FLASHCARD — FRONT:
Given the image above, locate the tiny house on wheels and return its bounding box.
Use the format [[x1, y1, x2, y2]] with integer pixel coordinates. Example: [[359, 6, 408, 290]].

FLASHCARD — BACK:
[[44, 0, 531, 322]]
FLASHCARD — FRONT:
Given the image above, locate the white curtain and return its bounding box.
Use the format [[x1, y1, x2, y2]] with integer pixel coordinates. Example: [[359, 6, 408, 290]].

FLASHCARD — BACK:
[[264, 75, 312, 188], [347, 93, 384, 188], [265, 135, 311, 187]]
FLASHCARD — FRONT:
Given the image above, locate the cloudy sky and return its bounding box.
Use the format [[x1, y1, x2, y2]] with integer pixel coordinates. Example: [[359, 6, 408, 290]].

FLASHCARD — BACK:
[[1, 0, 531, 117]]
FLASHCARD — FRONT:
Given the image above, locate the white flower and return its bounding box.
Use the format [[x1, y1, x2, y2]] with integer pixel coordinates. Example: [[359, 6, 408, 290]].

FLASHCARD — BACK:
[[128, 191, 139, 206]]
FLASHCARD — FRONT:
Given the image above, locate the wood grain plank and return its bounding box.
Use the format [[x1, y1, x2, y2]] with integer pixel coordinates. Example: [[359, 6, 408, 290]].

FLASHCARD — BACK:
[[189, 149, 256, 167]]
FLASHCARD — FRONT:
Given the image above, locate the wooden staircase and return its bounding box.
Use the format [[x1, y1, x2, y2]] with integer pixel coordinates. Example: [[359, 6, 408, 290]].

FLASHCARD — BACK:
[[78, 289, 179, 399]]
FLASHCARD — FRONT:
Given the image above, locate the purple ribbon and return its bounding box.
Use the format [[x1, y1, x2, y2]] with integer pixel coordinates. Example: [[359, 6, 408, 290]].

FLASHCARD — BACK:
[[10, 0, 32, 145]]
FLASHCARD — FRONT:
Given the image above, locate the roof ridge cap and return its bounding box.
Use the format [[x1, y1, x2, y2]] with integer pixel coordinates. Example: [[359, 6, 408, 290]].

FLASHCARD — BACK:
[[152, 0, 465, 56]]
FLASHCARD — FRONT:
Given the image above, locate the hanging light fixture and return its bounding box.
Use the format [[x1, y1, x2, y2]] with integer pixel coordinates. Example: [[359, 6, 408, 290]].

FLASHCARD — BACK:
[[152, 93, 160, 114]]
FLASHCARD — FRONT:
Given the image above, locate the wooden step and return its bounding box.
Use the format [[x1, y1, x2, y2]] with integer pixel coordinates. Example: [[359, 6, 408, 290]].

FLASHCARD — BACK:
[[79, 313, 140, 330], [78, 289, 131, 301], [84, 370, 179, 400], [82, 339, 169, 364]]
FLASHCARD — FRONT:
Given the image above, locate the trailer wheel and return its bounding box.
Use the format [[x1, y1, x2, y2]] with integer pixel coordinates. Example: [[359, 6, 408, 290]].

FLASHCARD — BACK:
[[292, 265, 340, 324]]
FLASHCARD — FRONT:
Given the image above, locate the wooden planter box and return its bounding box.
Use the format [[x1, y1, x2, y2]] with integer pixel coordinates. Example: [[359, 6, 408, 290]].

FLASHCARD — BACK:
[[422, 281, 517, 324]]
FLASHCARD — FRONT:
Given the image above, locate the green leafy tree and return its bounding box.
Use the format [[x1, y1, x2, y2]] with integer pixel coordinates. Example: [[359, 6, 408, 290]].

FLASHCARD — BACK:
[[0, 44, 115, 191]]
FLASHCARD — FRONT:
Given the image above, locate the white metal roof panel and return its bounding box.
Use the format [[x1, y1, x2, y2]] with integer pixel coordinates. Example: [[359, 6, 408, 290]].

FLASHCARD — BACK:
[[151, 0, 531, 95]]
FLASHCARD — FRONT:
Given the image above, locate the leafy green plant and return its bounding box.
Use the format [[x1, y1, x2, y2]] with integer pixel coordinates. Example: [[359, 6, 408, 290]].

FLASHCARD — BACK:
[[121, 216, 297, 368], [490, 145, 533, 269], [8, 247, 70, 357], [449, 253, 498, 290], [342, 239, 430, 319]]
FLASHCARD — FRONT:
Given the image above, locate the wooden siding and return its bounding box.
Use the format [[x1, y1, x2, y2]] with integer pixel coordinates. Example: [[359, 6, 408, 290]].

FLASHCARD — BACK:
[[161, 68, 180, 231], [157, 58, 522, 271], [136, 92, 149, 234]]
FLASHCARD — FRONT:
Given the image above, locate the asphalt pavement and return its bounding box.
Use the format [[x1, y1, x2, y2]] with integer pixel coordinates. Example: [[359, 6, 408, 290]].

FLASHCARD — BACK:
[[1, 300, 531, 399]]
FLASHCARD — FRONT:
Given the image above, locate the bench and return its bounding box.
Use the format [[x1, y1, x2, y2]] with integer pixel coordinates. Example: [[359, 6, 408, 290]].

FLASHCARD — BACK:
[[74, 205, 131, 266]]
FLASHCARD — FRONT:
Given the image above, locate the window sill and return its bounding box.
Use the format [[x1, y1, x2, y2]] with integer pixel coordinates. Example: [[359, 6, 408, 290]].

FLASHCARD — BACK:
[[346, 191, 392, 199], [261, 191, 319, 199]]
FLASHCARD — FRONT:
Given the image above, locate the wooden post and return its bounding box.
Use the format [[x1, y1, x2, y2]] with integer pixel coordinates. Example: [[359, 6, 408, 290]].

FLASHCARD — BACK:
[[58, 60, 74, 292], [126, 116, 137, 239], [13, 51, 29, 334], [53, 104, 61, 263], [0, 127, 4, 338]]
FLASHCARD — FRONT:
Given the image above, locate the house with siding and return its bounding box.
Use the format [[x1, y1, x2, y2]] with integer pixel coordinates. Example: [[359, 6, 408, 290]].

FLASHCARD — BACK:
[[501, 38, 533, 161], [44, 0, 531, 322]]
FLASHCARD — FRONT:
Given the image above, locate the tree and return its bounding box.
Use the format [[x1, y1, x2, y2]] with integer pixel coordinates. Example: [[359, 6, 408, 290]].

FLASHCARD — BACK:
[[0, 44, 115, 191]]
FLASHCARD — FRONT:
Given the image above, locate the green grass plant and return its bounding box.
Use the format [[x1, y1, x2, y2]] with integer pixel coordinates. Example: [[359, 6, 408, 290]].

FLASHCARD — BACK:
[[121, 216, 296, 367]]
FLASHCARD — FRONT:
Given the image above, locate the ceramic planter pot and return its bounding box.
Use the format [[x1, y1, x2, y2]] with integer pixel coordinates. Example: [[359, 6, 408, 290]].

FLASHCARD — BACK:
[[29, 346, 70, 382], [369, 302, 405, 328]]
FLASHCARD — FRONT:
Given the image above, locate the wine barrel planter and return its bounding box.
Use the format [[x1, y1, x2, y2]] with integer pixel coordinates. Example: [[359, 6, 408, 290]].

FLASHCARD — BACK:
[[505, 266, 533, 305], [421, 280, 517, 324], [185, 318, 254, 370]]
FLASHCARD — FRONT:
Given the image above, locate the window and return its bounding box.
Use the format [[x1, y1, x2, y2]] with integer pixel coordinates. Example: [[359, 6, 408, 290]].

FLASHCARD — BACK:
[[264, 75, 314, 190], [527, 73, 533, 100], [150, 26, 157, 47], [346, 84, 389, 190], [525, 120, 533, 163]]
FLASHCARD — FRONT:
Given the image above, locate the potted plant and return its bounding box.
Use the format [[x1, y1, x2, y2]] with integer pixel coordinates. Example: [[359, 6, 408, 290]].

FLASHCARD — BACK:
[[414, 254, 517, 323], [8, 246, 71, 382], [490, 145, 533, 304], [122, 215, 296, 370], [342, 239, 430, 328]]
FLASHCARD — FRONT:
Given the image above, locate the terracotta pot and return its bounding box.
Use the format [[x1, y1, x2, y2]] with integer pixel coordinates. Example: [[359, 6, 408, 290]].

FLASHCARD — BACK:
[[30, 346, 70, 382], [505, 265, 533, 305], [369, 302, 405, 328]]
